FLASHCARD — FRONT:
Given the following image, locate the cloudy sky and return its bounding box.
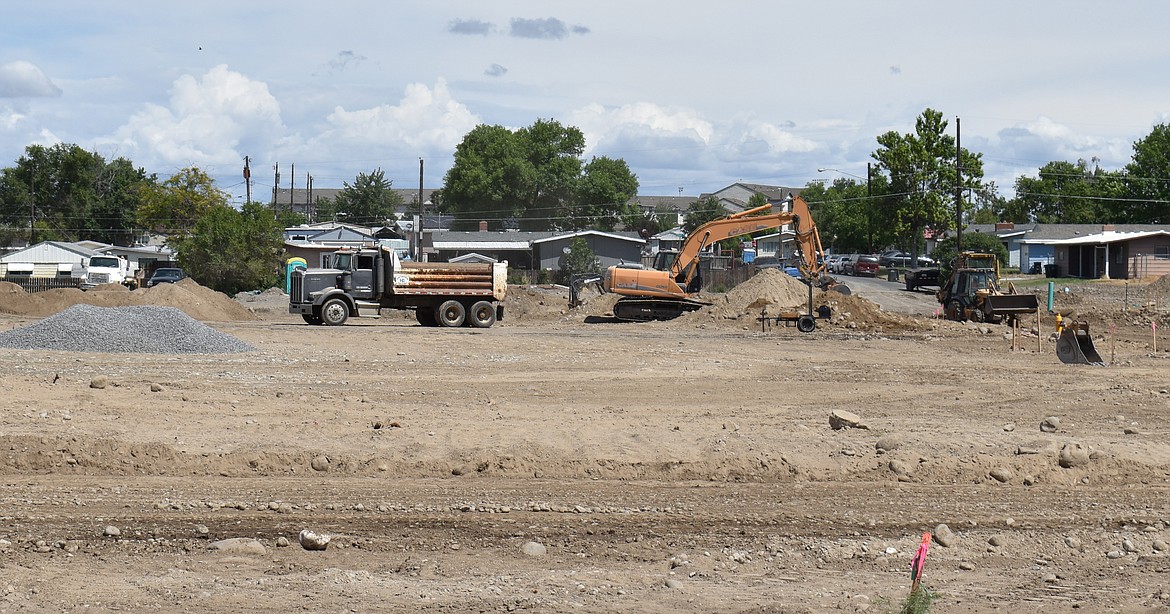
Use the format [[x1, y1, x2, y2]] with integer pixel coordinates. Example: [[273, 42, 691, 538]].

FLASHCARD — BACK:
[[3, 1, 1169, 204]]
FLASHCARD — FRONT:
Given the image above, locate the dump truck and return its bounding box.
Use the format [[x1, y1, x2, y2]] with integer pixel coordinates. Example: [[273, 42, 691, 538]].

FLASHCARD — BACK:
[[289, 245, 507, 327], [79, 254, 139, 290], [937, 252, 1039, 323]]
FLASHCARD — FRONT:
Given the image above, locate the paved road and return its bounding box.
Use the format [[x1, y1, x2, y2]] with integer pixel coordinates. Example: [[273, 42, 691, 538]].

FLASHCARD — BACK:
[[834, 272, 940, 315]]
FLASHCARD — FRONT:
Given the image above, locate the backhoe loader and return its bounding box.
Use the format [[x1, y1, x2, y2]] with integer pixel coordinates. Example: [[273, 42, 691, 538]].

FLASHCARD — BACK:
[[598, 195, 839, 327], [937, 252, 1039, 323]]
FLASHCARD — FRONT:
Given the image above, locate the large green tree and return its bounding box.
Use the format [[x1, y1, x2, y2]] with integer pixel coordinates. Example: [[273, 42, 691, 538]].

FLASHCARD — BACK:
[[442, 119, 638, 231], [573, 156, 639, 231], [326, 168, 403, 226], [872, 108, 985, 259], [137, 167, 228, 235], [0, 143, 154, 245], [170, 201, 284, 295], [1011, 159, 1122, 223], [1125, 123, 1170, 223], [800, 175, 889, 254]]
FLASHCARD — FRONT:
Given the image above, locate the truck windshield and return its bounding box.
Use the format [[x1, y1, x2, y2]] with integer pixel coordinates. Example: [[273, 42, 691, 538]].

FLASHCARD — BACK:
[[332, 254, 351, 270], [89, 257, 119, 267]]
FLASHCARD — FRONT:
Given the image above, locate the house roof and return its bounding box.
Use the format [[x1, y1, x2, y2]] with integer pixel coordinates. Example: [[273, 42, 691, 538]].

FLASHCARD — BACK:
[[1027, 230, 1170, 245], [0, 240, 100, 262], [530, 230, 644, 245]]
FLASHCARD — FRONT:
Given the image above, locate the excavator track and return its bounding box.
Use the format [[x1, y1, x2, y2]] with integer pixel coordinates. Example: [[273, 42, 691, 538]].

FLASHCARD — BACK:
[[612, 297, 711, 322]]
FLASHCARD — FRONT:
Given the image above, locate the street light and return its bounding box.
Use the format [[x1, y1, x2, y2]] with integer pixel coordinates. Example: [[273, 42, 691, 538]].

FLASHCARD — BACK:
[[818, 167, 866, 182]]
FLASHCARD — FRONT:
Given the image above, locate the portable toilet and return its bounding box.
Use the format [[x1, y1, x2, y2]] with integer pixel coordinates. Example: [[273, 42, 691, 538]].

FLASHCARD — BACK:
[[285, 257, 307, 293]]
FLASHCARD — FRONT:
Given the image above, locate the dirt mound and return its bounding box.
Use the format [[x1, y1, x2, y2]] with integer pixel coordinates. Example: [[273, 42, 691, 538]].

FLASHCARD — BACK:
[[1146, 273, 1170, 294], [0, 279, 258, 322], [815, 291, 929, 332], [233, 287, 292, 319]]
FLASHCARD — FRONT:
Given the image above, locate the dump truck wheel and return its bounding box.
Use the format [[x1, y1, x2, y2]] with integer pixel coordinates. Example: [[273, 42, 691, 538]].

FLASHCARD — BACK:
[[435, 300, 466, 327], [415, 307, 437, 327], [468, 301, 496, 328], [321, 298, 349, 326]]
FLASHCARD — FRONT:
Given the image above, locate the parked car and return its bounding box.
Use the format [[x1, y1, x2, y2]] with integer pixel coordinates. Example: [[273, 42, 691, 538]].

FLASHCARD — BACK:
[[879, 251, 935, 268], [850, 255, 880, 277], [146, 267, 185, 287], [826, 255, 841, 272], [834, 254, 854, 275], [752, 256, 784, 270]]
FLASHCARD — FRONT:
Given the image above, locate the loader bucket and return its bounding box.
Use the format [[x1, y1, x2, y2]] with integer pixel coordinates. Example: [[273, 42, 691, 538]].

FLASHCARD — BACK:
[[1056, 325, 1105, 366], [984, 293, 1039, 317]]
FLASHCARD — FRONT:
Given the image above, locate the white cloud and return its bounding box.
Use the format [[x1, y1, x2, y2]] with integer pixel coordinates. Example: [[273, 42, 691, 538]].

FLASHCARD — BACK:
[[0, 61, 62, 98], [102, 65, 283, 167], [316, 79, 479, 152]]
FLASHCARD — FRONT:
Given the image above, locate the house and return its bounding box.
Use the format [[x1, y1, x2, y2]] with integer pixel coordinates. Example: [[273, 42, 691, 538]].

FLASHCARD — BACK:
[[1030, 228, 1170, 279], [700, 183, 802, 214], [284, 222, 377, 267], [0, 241, 176, 289], [530, 231, 645, 272], [0, 241, 96, 280], [960, 222, 1170, 278]]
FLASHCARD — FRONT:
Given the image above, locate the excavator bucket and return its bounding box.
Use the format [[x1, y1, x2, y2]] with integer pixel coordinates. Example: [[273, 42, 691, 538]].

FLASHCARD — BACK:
[[983, 293, 1039, 317], [1056, 323, 1105, 366]]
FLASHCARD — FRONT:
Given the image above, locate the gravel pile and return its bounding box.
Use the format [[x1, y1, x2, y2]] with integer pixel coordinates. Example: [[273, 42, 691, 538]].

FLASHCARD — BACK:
[[0, 304, 255, 354]]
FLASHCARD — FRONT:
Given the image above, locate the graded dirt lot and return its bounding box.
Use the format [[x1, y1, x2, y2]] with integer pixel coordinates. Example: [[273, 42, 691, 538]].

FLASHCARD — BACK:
[[1, 273, 1169, 613]]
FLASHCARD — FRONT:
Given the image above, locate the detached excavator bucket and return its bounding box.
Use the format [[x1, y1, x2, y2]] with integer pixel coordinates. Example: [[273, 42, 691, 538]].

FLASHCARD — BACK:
[[984, 293, 1039, 317], [1056, 323, 1105, 366]]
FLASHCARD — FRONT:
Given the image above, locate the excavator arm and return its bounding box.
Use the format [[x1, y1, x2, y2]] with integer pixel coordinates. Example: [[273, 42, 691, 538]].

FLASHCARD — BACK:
[[669, 195, 828, 290]]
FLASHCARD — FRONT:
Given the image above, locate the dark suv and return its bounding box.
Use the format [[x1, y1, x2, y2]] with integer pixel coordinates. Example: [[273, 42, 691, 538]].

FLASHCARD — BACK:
[[146, 267, 185, 287]]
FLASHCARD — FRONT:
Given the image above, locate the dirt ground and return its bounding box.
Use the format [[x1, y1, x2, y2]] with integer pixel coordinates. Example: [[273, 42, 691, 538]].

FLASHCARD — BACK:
[[1, 272, 1169, 613]]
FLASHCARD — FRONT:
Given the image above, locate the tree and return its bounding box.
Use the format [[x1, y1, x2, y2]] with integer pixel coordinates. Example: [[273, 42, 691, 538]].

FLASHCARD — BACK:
[[442, 119, 638, 231], [1012, 159, 1115, 223], [1125, 123, 1170, 223], [137, 167, 228, 235], [572, 156, 639, 231], [872, 109, 985, 260], [800, 177, 880, 254], [681, 196, 728, 235], [931, 231, 1009, 276], [0, 143, 154, 245], [331, 168, 403, 226], [170, 201, 284, 295], [561, 236, 602, 283]]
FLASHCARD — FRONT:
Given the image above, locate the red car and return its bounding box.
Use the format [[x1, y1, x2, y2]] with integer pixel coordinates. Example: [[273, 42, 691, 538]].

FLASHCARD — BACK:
[[849, 255, 880, 277]]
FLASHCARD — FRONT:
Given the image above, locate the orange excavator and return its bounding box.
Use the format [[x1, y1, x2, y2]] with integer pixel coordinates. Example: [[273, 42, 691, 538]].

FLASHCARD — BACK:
[[600, 195, 837, 323]]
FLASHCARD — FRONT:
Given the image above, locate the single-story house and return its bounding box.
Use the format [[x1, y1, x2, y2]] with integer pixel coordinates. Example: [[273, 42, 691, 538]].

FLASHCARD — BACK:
[[953, 222, 1170, 278], [1027, 228, 1170, 279], [530, 230, 645, 272], [0, 241, 175, 277]]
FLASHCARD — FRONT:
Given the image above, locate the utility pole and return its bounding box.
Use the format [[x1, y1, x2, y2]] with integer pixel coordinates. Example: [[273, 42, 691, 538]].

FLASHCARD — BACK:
[[243, 156, 252, 204], [307, 174, 314, 223], [28, 171, 35, 245], [955, 117, 963, 254], [273, 163, 280, 206], [289, 163, 295, 213], [866, 162, 873, 254], [417, 158, 424, 261]]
